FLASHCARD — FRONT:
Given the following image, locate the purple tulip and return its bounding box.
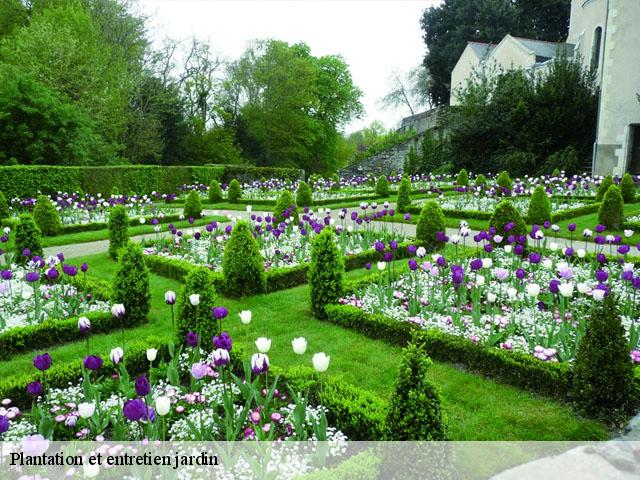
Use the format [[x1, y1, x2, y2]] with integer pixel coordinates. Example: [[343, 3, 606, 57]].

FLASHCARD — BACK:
[[390, 240, 398, 250], [549, 279, 560, 294], [568, 223, 576, 232], [0, 415, 8, 434], [595, 224, 606, 233], [123, 398, 146, 421], [56, 253, 65, 262], [407, 245, 417, 256], [436, 256, 447, 267], [26, 381, 43, 397], [565, 247, 574, 257], [24, 271, 40, 283], [33, 353, 52, 371], [22, 248, 31, 258], [596, 253, 607, 264], [1, 270, 11, 281], [470, 259, 483, 271], [516, 268, 526, 280], [81, 263, 88, 273], [62, 264, 78, 277], [135, 375, 151, 396], [186, 332, 198, 348], [83, 355, 103, 371], [595, 270, 609, 282], [213, 331, 232, 351], [46, 267, 59, 280], [225, 225, 232, 234], [408, 259, 418, 271], [212, 306, 228, 320], [528, 252, 541, 264], [383, 252, 393, 262]]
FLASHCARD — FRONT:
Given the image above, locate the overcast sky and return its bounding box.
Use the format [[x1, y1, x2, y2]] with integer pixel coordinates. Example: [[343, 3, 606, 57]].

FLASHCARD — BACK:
[[137, 0, 441, 134]]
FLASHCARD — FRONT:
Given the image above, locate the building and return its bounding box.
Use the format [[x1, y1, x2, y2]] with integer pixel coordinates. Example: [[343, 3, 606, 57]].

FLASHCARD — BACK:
[[449, 0, 640, 176]]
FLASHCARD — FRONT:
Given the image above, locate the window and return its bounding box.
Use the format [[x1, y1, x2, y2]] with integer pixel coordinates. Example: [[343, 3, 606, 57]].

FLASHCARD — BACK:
[[591, 26, 602, 71]]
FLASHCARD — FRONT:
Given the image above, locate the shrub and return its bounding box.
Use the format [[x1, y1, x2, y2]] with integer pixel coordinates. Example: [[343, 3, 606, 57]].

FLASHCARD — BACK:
[[415, 201, 445, 251], [489, 200, 527, 244], [273, 190, 298, 224], [222, 221, 266, 296], [296, 181, 313, 208], [14, 214, 43, 264], [495, 151, 536, 178], [620, 173, 636, 203], [375, 175, 389, 197], [0, 190, 9, 221], [183, 190, 203, 219], [177, 269, 217, 345], [386, 340, 447, 440], [541, 146, 579, 176], [595, 175, 614, 202], [455, 169, 469, 186], [330, 173, 340, 191], [208, 179, 223, 203], [111, 242, 151, 327], [496, 170, 513, 192], [598, 185, 624, 230], [572, 294, 634, 424], [227, 179, 242, 203], [526, 185, 551, 225], [33, 195, 62, 236], [108, 205, 129, 259], [474, 174, 487, 188], [308, 228, 344, 318], [552, 168, 561, 177], [396, 177, 412, 213]]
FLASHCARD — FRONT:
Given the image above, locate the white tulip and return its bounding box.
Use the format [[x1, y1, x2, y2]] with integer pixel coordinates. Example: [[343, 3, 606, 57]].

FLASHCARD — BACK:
[[450, 235, 460, 245], [507, 287, 518, 300], [189, 294, 200, 306], [78, 402, 96, 419], [592, 289, 606, 301], [239, 310, 252, 325], [481, 258, 492, 269], [577, 283, 590, 294], [549, 242, 558, 252], [475, 274, 485, 286], [110, 347, 124, 365], [377, 261, 386, 271], [493, 235, 503, 244], [416, 247, 426, 258], [111, 304, 125, 318], [246, 205, 252, 212], [77, 317, 91, 331], [624, 229, 634, 238], [526, 284, 540, 298], [504, 245, 512, 254], [292, 337, 307, 354], [542, 259, 553, 270], [312, 352, 330, 372], [486, 292, 497, 303], [146, 348, 158, 362], [155, 396, 171, 416], [583, 228, 592, 238], [558, 283, 574, 298], [255, 337, 271, 353], [623, 263, 634, 272], [577, 249, 586, 258], [139, 217, 146, 224]]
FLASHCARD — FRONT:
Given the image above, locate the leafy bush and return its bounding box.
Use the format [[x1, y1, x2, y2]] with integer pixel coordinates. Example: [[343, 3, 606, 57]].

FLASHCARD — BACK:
[[14, 214, 43, 263], [526, 185, 551, 225], [108, 205, 129, 259], [489, 200, 527, 244], [496, 170, 513, 192], [396, 176, 412, 213], [296, 181, 313, 208], [455, 169, 469, 186], [595, 175, 614, 202], [208, 179, 223, 203], [620, 173, 636, 203], [177, 269, 217, 345], [112, 242, 151, 327], [227, 179, 242, 203], [375, 175, 389, 197], [474, 174, 487, 187], [222, 221, 266, 297], [572, 294, 634, 424], [308, 228, 344, 318], [273, 190, 298, 224], [183, 190, 202, 219], [598, 184, 624, 230], [495, 151, 537, 179], [0, 190, 9, 220], [542, 146, 579, 176], [552, 168, 561, 177], [330, 173, 340, 191], [415, 201, 445, 250], [386, 340, 447, 440], [33, 195, 62, 236]]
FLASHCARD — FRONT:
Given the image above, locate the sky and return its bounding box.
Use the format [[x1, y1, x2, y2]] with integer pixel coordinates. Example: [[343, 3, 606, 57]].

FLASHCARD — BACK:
[[137, 0, 441, 134]]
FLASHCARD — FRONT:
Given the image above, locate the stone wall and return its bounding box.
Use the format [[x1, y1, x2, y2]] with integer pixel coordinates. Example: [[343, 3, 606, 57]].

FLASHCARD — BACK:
[[340, 137, 422, 177]]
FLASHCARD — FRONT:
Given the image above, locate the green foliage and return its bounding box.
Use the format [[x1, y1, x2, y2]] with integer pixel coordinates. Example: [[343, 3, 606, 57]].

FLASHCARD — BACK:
[[33, 195, 62, 236], [475, 174, 487, 187], [208, 179, 223, 203], [495, 151, 536, 179], [14, 214, 43, 264], [112, 242, 151, 326], [620, 173, 636, 203], [308, 228, 344, 318], [330, 173, 340, 191], [496, 170, 513, 192], [526, 185, 551, 225], [404, 143, 419, 174], [415, 201, 445, 250], [595, 175, 614, 202], [396, 176, 412, 213], [552, 168, 561, 177], [296, 180, 313, 208], [375, 175, 389, 197], [598, 185, 624, 230], [455, 169, 469, 186], [183, 190, 203, 219], [108, 205, 129, 259], [386, 341, 447, 440], [273, 190, 298, 224], [222, 221, 266, 297], [542, 146, 579, 176], [347, 121, 415, 163], [572, 295, 634, 424], [489, 200, 527, 244], [0, 190, 10, 220], [227, 179, 242, 203], [177, 269, 217, 345]]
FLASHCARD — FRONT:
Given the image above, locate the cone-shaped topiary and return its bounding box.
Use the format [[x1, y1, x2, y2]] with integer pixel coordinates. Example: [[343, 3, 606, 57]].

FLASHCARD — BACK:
[[598, 184, 624, 230], [386, 340, 447, 440], [111, 242, 151, 327], [33, 195, 62, 236], [526, 185, 551, 225], [108, 205, 129, 259], [620, 173, 636, 203], [177, 269, 217, 345], [208, 179, 223, 203], [296, 181, 313, 208], [496, 170, 512, 192], [489, 200, 527, 245], [0, 190, 9, 221], [375, 175, 389, 197], [14, 214, 43, 264], [308, 228, 344, 318], [273, 190, 299, 224], [416, 201, 445, 251], [227, 179, 242, 203], [330, 173, 340, 191], [572, 294, 634, 424], [551, 168, 561, 178], [183, 190, 202, 219], [456, 169, 469, 186], [396, 176, 412, 213], [222, 221, 266, 297], [474, 174, 487, 188], [595, 175, 614, 202]]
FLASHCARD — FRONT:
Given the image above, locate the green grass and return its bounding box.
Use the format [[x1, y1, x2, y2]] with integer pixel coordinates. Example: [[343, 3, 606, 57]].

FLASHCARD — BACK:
[[0, 250, 608, 441]]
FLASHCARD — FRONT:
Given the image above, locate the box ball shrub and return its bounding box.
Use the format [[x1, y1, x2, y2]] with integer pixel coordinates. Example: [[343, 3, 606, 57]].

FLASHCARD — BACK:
[[455, 169, 469, 187], [112, 242, 151, 327], [496, 170, 513, 192], [222, 221, 266, 297], [183, 190, 203, 219], [526, 185, 551, 225], [33, 195, 62, 236], [208, 179, 223, 203], [308, 228, 344, 319], [14, 214, 43, 264], [296, 181, 313, 208], [0, 190, 9, 221], [273, 190, 298, 224], [474, 174, 487, 188], [595, 175, 614, 202], [620, 173, 636, 203], [386, 340, 447, 440], [598, 185, 624, 230], [375, 175, 389, 197], [416, 201, 445, 251], [227, 179, 242, 203], [489, 200, 527, 244], [108, 205, 129, 259], [572, 294, 634, 424], [177, 269, 217, 344], [396, 176, 412, 213]]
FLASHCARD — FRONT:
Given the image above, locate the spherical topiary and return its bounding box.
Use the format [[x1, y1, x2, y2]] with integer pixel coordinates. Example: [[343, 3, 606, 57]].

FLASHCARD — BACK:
[[177, 269, 217, 345], [308, 228, 344, 319], [208, 179, 223, 203], [111, 242, 151, 327], [273, 190, 299, 224], [397, 177, 412, 213], [222, 221, 266, 297], [0, 191, 9, 221], [598, 184, 624, 230], [489, 200, 527, 245], [14, 214, 43, 264], [183, 190, 203, 219], [496, 170, 512, 192], [474, 174, 487, 188], [33, 195, 62, 236], [108, 205, 129, 259], [416, 201, 445, 251], [330, 173, 340, 191], [595, 175, 614, 202], [375, 175, 389, 197], [386, 341, 447, 440], [227, 179, 242, 203], [572, 294, 634, 424], [456, 169, 469, 187], [296, 181, 313, 208], [526, 185, 551, 225], [620, 173, 636, 203]]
